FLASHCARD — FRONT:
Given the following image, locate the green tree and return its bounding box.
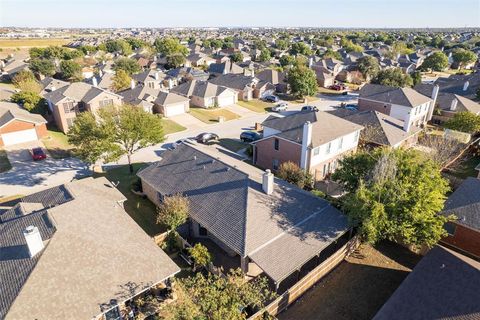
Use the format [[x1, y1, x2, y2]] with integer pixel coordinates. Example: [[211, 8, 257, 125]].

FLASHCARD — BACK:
[[334, 148, 452, 247], [290, 42, 312, 56], [157, 193, 189, 231], [11, 91, 45, 114], [60, 60, 82, 81], [68, 105, 165, 173], [154, 38, 188, 56], [104, 39, 132, 56], [11, 70, 41, 92], [444, 111, 480, 134], [451, 49, 477, 69], [322, 48, 343, 60], [113, 57, 141, 75], [258, 49, 271, 62], [277, 161, 312, 189], [188, 243, 212, 272], [125, 37, 147, 50], [356, 56, 380, 80], [230, 51, 243, 63], [78, 44, 97, 55], [392, 41, 414, 55], [279, 54, 295, 67], [29, 58, 56, 77], [166, 53, 186, 68], [287, 65, 318, 98], [160, 269, 276, 320], [412, 71, 422, 86], [421, 51, 449, 72], [111, 69, 132, 92], [372, 68, 413, 88], [275, 39, 288, 50]]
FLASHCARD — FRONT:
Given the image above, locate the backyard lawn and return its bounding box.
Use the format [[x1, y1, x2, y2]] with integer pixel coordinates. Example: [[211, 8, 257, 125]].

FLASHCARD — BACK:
[[0, 149, 12, 173], [446, 153, 480, 180], [217, 138, 249, 152], [237, 100, 272, 113], [96, 163, 166, 236], [278, 241, 421, 320], [189, 107, 240, 123], [41, 125, 73, 159], [160, 118, 186, 135]]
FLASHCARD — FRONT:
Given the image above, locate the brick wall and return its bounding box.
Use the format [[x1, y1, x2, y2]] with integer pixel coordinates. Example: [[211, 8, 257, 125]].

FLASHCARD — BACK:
[[254, 137, 302, 172], [358, 98, 391, 116], [441, 224, 480, 259], [0, 120, 38, 134]]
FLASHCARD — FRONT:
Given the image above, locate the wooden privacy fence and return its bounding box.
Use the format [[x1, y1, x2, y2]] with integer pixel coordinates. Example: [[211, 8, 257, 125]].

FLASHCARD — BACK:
[[248, 236, 360, 319]]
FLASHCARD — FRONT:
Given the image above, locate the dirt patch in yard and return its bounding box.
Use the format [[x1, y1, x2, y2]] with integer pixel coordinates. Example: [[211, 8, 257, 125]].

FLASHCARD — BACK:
[[278, 241, 421, 320]]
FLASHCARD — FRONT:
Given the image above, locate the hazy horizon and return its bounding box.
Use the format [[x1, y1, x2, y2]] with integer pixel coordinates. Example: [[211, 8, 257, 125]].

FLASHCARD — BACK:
[[0, 0, 479, 29]]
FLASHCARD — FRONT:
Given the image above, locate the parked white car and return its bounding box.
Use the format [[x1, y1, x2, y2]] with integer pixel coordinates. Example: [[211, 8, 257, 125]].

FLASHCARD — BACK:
[[272, 102, 288, 112]]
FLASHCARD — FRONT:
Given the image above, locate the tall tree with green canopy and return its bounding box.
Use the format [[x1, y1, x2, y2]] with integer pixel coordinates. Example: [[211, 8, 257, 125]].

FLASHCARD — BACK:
[[356, 56, 380, 80], [11, 70, 41, 93], [421, 51, 449, 72], [29, 58, 56, 77], [258, 49, 271, 62], [371, 68, 413, 88], [160, 269, 276, 320], [188, 243, 212, 272], [290, 42, 312, 56], [444, 111, 480, 134], [333, 148, 452, 248], [60, 60, 82, 81], [230, 51, 243, 63], [111, 69, 132, 92], [451, 49, 477, 69], [104, 39, 132, 56], [287, 65, 318, 98], [154, 37, 188, 56], [113, 57, 141, 75], [166, 53, 186, 69], [275, 39, 288, 50], [68, 105, 165, 173], [279, 54, 295, 67]]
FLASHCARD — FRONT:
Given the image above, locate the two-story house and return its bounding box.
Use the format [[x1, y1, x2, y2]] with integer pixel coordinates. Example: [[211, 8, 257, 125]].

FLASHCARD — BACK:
[[253, 110, 363, 180], [358, 84, 436, 130], [44, 82, 123, 133]]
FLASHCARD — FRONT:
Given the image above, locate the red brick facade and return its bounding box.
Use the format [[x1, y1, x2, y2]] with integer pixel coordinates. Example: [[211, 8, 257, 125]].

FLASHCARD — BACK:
[[254, 137, 302, 172], [441, 224, 480, 259]]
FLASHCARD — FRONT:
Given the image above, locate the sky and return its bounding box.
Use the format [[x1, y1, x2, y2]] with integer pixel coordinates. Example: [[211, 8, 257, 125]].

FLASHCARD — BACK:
[[0, 0, 479, 29]]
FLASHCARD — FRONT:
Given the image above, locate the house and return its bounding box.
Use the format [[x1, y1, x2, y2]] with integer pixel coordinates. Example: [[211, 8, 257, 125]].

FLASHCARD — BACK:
[[118, 84, 162, 113], [343, 110, 421, 149], [256, 69, 287, 93], [434, 72, 480, 100], [0, 177, 180, 320], [209, 74, 274, 101], [132, 69, 170, 90], [185, 52, 215, 67], [0, 101, 47, 147], [208, 60, 244, 76], [44, 82, 123, 133], [166, 67, 210, 83], [440, 177, 480, 259], [313, 66, 335, 88], [1, 59, 29, 80], [153, 91, 190, 117], [358, 84, 436, 129], [39, 77, 69, 96], [171, 80, 238, 108], [137, 143, 351, 292], [373, 246, 480, 320], [253, 111, 363, 180]]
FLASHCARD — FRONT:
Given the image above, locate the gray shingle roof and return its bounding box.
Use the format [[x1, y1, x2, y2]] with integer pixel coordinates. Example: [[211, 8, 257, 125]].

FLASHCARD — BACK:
[[373, 246, 480, 320], [360, 84, 432, 107], [441, 177, 480, 230], [171, 80, 229, 98], [137, 143, 349, 283], [0, 102, 47, 128]]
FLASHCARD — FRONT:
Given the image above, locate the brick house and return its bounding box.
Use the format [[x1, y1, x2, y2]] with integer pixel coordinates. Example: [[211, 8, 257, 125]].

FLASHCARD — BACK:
[[44, 82, 123, 133], [0, 101, 47, 147], [253, 110, 363, 180], [440, 177, 480, 259], [358, 84, 436, 130]]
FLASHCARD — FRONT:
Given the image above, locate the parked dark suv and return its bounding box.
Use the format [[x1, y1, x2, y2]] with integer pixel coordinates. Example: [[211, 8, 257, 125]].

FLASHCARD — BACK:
[[263, 95, 279, 103], [240, 131, 262, 142]]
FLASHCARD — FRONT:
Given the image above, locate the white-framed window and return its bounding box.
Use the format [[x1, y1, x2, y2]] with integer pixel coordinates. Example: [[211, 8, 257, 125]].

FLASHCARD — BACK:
[[338, 137, 343, 150], [99, 99, 114, 108], [326, 142, 332, 154], [313, 147, 320, 156], [63, 102, 75, 113], [354, 130, 360, 142]]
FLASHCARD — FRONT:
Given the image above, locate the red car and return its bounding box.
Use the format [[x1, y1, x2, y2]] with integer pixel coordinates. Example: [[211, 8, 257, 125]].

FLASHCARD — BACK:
[[329, 84, 346, 91], [31, 147, 47, 161]]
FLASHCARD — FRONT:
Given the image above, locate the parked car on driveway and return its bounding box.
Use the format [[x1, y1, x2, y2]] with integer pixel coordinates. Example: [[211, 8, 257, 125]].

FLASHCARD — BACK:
[[263, 95, 279, 103], [272, 102, 288, 112], [240, 131, 262, 142], [31, 147, 47, 161], [344, 104, 358, 111], [329, 84, 346, 91], [195, 132, 219, 144], [301, 105, 318, 112]]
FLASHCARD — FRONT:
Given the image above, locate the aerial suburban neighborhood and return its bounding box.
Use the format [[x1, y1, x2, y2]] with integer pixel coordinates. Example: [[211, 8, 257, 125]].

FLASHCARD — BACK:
[[0, 1, 479, 319]]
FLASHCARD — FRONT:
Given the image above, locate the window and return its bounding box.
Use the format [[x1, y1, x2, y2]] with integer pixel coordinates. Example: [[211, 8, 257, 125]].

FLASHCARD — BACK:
[[323, 164, 327, 177], [274, 138, 279, 150], [148, 82, 155, 89], [444, 222, 457, 236], [313, 147, 320, 156], [63, 102, 75, 113], [99, 99, 114, 108], [104, 306, 121, 320], [338, 137, 344, 150], [199, 226, 208, 236], [326, 142, 332, 154], [273, 159, 279, 170]]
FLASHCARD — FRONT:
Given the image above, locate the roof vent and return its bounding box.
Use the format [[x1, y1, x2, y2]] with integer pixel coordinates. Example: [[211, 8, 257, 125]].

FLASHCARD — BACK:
[[23, 226, 44, 258], [203, 165, 206, 170], [193, 155, 197, 160], [226, 167, 230, 172]]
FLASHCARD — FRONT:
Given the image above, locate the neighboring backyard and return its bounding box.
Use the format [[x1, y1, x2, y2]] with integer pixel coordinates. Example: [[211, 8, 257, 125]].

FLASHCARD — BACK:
[[278, 241, 421, 320], [189, 107, 240, 123], [41, 126, 73, 159], [160, 118, 186, 135], [0, 149, 12, 173], [237, 99, 273, 113], [95, 163, 166, 236]]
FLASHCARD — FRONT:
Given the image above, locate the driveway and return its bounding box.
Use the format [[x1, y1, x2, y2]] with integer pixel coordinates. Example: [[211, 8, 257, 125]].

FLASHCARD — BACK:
[[169, 113, 206, 129], [0, 141, 90, 198]]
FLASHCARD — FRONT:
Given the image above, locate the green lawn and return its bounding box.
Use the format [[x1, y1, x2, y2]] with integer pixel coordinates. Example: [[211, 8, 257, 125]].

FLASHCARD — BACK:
[[0, 149, 12, 173], [160, 118, 186, 136], [189, 107, 240, 123], [448, 154, 480, 179], [95, 163, 167, 236], [41, 125, 73, 159], [237, 100, 273, 113], [217, 138, 249, 152]]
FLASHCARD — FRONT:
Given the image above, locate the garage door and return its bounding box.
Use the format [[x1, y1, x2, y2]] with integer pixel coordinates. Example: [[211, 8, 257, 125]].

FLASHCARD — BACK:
[[217, 95, 235, 107], [1, 128, 38, 146], [165, 103, 186, 117]]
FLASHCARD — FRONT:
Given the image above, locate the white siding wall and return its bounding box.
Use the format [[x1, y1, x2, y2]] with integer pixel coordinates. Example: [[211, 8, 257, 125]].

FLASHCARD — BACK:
[[309, 130, 360, 167], [390, 102, 430, 124]]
